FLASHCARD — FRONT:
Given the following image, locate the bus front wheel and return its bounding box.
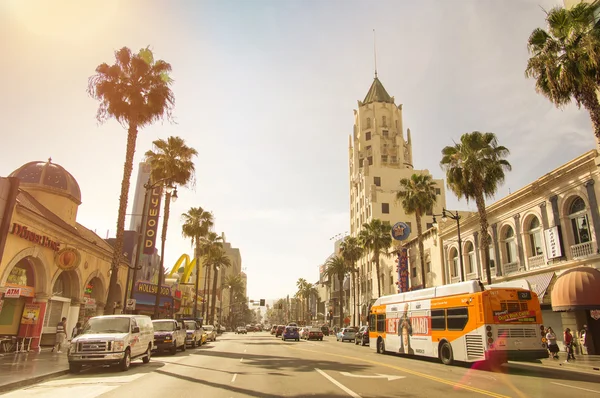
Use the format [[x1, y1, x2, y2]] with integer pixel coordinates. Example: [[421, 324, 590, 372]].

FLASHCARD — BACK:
[[377, 338, 385, 354], [439, 341, 454, 365]]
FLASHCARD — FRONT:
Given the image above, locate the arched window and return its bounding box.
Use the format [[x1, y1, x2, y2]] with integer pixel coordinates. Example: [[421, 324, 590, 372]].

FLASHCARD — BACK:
[[450, 248, 459, 277], [503, 226, 517, 264], [487, 233, 495, 269], [382, 115, 387, 127], [465, 242, 475, 275], [569, 197, 591, 245], [528, 217, 544, 257], [366, 118, 371, 128]]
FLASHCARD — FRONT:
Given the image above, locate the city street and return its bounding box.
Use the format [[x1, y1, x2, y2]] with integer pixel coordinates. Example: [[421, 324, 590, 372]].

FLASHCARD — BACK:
[[3, 332, 600, 398]]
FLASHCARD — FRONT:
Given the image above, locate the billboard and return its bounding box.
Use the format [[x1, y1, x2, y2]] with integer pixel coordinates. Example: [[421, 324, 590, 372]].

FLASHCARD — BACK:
[[144, 186, 163, 254]]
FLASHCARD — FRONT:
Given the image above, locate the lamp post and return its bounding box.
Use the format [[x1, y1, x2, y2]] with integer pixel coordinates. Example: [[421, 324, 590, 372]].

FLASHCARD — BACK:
[[151, 179, 178, 320], [432, 208, 464, 282]]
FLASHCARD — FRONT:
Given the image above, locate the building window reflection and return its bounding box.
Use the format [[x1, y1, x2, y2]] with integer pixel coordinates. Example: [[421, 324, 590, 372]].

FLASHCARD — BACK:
[[569, 197, 591, 245], [465, 242, 475, 275], [527, 217, 544, 256], [502, 226, 517, 264], [450, 248, 459, 277], [487, 233, 495, 270]]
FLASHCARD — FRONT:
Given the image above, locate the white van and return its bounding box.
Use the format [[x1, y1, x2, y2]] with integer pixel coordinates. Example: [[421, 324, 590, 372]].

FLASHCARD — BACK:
[[68, 314, 154, 372]]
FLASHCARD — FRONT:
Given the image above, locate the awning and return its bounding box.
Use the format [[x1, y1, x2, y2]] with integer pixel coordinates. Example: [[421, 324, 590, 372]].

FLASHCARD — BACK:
[[551, 267, 600, 311], [524, 272, 555, 303]]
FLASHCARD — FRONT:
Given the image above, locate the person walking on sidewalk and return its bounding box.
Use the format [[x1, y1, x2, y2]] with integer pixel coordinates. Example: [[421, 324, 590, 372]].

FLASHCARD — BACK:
[[71, 322, 82, 339], [52, 317, 67, 353], [546, 327, 559, 359], [564, 328, 576, 362]]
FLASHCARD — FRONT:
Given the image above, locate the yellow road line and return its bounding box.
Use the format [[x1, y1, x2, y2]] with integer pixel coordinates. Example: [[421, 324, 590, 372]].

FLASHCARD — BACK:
[[286, 346, 510, 398]]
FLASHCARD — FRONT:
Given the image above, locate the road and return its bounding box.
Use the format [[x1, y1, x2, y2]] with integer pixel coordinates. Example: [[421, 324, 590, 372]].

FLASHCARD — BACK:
[[4, 332, 600, 398]]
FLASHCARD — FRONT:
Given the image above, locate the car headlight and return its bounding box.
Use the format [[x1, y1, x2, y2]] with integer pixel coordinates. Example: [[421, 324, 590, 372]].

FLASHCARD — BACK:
[[113, 341, 125, 352]]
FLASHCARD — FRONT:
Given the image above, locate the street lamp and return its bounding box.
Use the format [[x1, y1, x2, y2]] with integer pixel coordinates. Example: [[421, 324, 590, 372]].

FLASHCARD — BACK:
[[432, 208, 465, 282]]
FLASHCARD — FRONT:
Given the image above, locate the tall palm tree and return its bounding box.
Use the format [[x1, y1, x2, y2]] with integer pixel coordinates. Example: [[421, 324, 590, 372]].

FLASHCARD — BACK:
[[396, 173, 437, 288], [181, 207, 214, 318], [146, 136, 197, 318], [339, 236, 363, 325], [205, 247, 232, 324], [526, 2, 600, 148], [326, 255, 348, 328], [199, 232, 224, 321], [296, 278, 309, 322], [358, 219, 392, 298], [88, 47, 174, 312], [440, 131, 511, 285], [303, 283, 319, 323], [224, 274, 245, 328]]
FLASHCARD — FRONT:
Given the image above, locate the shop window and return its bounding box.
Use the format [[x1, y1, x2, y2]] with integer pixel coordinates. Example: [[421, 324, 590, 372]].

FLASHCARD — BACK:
[[431, 309, 446, 330], [446, 307, 469, 330]]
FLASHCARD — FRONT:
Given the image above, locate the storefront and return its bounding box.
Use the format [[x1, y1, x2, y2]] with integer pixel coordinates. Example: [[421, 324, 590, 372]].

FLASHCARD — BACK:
[[0, 160, 128, 348], [130, 281, 180, 318]]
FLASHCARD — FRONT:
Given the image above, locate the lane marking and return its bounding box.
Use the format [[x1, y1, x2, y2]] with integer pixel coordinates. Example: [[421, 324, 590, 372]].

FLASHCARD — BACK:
[[289, 346, 509, 398], [244, 349, 247, 353], [551, 382, 600, 394], [315, 368, 361, 398], [239, 357, 243, 362], [340, 371, 405, 381], [231, 373, 237, 383]]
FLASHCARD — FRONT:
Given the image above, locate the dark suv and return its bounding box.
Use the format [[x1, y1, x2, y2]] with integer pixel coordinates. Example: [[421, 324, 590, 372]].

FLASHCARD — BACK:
[[355, 325, 369, 346]]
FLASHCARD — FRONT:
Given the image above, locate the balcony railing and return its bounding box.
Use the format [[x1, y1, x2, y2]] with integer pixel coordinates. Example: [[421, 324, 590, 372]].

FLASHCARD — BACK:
[[571, 241, 594, 259], [528, 254, 545, 269], [503, 261, 519, 275]]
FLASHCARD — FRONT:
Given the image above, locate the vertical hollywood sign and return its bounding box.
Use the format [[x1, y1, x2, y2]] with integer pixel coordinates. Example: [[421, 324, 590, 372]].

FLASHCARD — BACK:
[[144, 186, 163, 254]]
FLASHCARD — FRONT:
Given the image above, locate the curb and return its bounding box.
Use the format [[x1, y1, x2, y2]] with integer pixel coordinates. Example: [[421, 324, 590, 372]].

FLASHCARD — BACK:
[[0, 369, 69, 394], [508, 360, 600, 375]]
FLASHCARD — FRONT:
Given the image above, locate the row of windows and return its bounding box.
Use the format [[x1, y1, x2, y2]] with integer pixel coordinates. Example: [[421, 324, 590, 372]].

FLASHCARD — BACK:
[[368, 307, 469, 333], [365, 117, 396, 129]]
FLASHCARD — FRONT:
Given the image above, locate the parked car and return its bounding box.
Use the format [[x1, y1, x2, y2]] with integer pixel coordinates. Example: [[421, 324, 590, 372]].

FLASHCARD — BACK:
[[336, 327, 358, 343], [152, 319, 186, 354], [282, 326, 300, 341], [270, 325, 277, 335], [305, 327, 324, 341], [68, 315, 153, 373], [299, 327, 310, 339], [235, 326, 247, 334], [355, 325, 369, 346], [183, 319, 203, 347], [275, 325, 285, 337], [320, 325, 329, 336], [204, 325, 217, 341]]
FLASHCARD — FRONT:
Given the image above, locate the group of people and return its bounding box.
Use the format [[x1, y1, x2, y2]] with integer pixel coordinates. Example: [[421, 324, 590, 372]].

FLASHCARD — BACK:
[[51, 317, 83, 353], [545, 325, 591, 362]]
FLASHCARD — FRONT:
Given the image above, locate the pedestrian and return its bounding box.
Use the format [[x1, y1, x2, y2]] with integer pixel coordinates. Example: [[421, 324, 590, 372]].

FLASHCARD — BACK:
[[52, 317, 67, 353], [546, 327, 559, 359], [71, 322, 82, 339], [564, 327, 576, 362], [581, 324, 591, 355]]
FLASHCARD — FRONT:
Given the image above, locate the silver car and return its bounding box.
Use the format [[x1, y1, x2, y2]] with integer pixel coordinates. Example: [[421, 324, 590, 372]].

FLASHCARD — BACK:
[[203, 325, 217, 342], [336, 327, 358, 343]]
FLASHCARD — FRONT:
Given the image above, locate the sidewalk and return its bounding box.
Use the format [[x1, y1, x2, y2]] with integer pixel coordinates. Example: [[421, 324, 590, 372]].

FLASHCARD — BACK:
[[0, 348, 69, 393], [509, 354, 600, 374]]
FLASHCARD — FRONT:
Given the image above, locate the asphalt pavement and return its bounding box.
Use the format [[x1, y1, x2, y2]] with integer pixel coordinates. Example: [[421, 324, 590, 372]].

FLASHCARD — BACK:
[[3, 332, 600, 398]]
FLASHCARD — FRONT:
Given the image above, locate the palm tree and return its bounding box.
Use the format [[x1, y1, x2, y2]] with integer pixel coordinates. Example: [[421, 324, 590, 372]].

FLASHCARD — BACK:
[[303, 283, 319, 323], [358, 219, 392, 298], [296, 278, 309, 322], [199, 232, 224, 321], [396, 174, 437, 288], [181, 207, 214, 318], [326, 255, 348, 328], [440, 131, 511, 285], [526, 2, 600, 148], [223, 274, 245, 328], [88, 47, 174, 312], [339, 236, 363, 325], [145, 136, 197, 318], [205, 247, 232, 324]]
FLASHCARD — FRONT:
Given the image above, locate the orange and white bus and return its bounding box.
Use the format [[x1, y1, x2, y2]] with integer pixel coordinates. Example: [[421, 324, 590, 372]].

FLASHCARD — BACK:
[[369, 280, 548, 365]]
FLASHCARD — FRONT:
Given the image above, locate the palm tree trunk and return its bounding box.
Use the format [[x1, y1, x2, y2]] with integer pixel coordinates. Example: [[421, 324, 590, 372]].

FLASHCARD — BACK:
[[351, 270, 356, 326], [210, 265, 219, 324], [193, 239, 200, 319], [416, 211, 426, 289], [339, 275, 344, 328], [475, 191, 492, 285], [581, 86, 600, 151], [153, 191, 171, 319], [205, 263, 212, 320], [229, 288, 234, 328], [105, 124, 138, 313], [374, 253, 381, 298]]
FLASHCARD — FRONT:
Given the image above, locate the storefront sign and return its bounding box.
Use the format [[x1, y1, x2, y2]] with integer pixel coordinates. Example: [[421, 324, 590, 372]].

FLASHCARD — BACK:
[[20, 303, 41, 325], [83, 297, 96, 309], [136, 281, 171, 296], [144, 187, 163, 254], [544, 226, 562, 259], [5, 283, 34, 297], [591, 309, 600, 321], [4, 287, 21, 298], [10, 223, 60, 251], [54, 247, 81, 271]]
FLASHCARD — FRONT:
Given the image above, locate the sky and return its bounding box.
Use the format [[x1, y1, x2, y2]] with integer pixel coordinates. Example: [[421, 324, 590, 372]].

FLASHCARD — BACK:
[[0, 0, 594, 301]]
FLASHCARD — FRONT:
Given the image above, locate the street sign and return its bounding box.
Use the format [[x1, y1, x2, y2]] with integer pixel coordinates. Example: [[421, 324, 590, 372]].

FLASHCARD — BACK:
[[391, 222, 411, 241], [126, 299, 136, 310]]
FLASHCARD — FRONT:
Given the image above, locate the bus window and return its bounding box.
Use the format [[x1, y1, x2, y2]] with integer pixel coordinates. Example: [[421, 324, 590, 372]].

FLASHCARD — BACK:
[[447, 307, 469, 331], [431, 309, 446, 330], [369, 314, 376, 332], [376, 314, 386, 332]]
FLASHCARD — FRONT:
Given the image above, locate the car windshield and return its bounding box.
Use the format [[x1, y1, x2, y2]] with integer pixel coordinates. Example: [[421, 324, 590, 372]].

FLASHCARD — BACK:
[[345, 328, 357, 333], [81, 317, 130, 334], [184, 321, 196, 330], [152, 321, 175, 332]]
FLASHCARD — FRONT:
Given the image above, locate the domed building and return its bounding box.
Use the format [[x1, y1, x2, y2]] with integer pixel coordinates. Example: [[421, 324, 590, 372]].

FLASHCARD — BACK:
[[0, 159, 128, 348]]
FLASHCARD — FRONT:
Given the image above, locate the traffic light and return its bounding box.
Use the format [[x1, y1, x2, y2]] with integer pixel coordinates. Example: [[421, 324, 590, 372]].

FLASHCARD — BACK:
[[259, 299, 265, 306]]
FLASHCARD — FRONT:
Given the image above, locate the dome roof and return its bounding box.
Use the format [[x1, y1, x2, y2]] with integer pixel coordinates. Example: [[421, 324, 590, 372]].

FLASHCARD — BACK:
[[9, 159, 81, 203]]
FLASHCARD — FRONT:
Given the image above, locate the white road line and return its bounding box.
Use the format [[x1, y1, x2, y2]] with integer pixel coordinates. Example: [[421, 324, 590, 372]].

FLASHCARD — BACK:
[[240, 357, 243, 362], [231, 373, 237, 383], [244, 349, 247, 353], [551, 382, 600, 394], [315, 368, 362, 398]]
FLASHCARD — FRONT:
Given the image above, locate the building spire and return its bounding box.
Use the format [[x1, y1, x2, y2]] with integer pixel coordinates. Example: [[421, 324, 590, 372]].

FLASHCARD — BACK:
[[373, 29, 378, 78]]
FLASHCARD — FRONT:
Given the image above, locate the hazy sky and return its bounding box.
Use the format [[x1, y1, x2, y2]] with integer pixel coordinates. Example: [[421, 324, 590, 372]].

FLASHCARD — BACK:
[[1, 0, 593, 301]]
